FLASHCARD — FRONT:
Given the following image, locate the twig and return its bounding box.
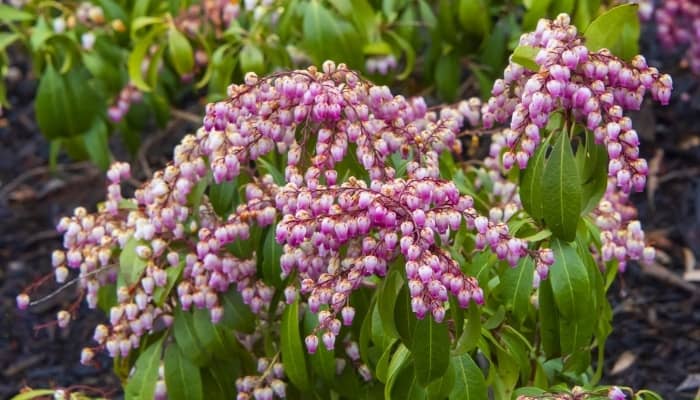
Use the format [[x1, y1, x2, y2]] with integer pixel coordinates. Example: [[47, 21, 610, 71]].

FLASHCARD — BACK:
[[28, 264, 116, 308], [170, 108, 202, 124], [642, 262, 700, 295], [0, 162, 94, 203]]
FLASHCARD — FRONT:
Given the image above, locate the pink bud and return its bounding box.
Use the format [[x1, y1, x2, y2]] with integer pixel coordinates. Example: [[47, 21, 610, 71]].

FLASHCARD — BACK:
[[305, 334, 319, 353]]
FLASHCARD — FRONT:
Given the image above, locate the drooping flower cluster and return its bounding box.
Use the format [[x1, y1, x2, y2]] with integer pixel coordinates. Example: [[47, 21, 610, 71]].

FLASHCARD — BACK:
[[365, 55, 399, 76], [648, 0, 700, 74], [107, 83, 142, 123], [482, 14, 672, 196], [18, 61, 550, 382]]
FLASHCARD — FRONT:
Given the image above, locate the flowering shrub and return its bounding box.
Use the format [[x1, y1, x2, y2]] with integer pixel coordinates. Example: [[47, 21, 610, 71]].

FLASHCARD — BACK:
[[15, 5, 672, 400], [0, 0, 625, 169]]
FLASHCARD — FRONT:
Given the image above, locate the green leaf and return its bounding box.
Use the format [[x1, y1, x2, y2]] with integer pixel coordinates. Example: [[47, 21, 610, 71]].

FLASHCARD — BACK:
[[434, 52, 461, 101], [390, 363, 427, 400], [192, 308, 238, 359], [453, 301, 481, 354], [200, 360, 238, 400], [221, 287, 255, 333], [128, 30, 164, 92], [9, 390, 57, 400], [35, 65, 101, 139], [124, 335, 164, 400], [240, 43, 264, 75], [262, 227, 283, 287], [0, 33, 21, 51], [152, 260, 184, 306], [542, 131, 582, 242], [83, 118, 111, 170], [118, 237, 148, 287], [164, 344, 203, 400], [499, 257, 534, 324], [280, 300, 310, 392], [418, 0, 437, 29], [449, 353, 487, 400], [385, 30, 416, 80], [538, 279, 560, 357], [427, 361, 455, 400], [549, 238, 591, 319], [458, 0, 491, 38], [303, 309, 337, 383], [577, 131, 609, 214], [413, 317, 450, 386], [167, 26, 193, 76], [173, 307, 210, 365], [522, 0, 552, 30], [511, 45, 540, 72], [573, 0, 601, 30], [375, 338, 399, 383], [363, 41, 393, 56], [302, 1, 363, 68], [384, 344, 411, 398], [584, 4, 640, 60], [378, 268, 403, 339], [0, 4, 33, 21], [394, 285, 417, 348]]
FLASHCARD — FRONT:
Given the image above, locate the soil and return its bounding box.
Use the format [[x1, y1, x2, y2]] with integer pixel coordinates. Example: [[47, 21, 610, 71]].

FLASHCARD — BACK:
[[1, 36, 699, 400]]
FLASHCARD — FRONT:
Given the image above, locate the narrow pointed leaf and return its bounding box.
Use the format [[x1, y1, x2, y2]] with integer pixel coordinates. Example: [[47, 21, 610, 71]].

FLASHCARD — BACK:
[[449, 353, 487, 400], [124, 335, 165, 400], [280, 299, 310, 392], [413, 317, 450, 386], [164, 345, 203, 400], [542, 132, 582, 241]]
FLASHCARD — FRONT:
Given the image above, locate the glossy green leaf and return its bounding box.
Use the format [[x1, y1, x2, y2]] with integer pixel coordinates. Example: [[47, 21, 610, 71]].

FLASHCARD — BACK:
[[167, 27, 194, 76], [124, 335, 165, 400], [511, 45, 540, 72], [261, 227, 283, 288], [390, 363, 427, 400], [538, 279, 560, 357], [499, 257, 534, 323], [10, 390, 57, 400], [240, 43, 264, 75], [302, 1, 362, 68], [220, 289, 254, 333], [35, 65, 100, 139], [434, 52, 461, 102], [0, 4, 33, 21], [577, 131, 609, 214], [164, 344, 203, 400], [83, 118, 111, 171], [152, 260, 184, 306], [394, 285, 417, 348], [458, 0, 491, 38], [549, 239, 591, 319], [0, 33, 21, 51], [375, 338, 399, 383], [384, 343, 411, 398], [427, 360, 455, 400], [542, 131, 582, 242], [200, 360, 239, 400], [280, 300, 310, 392], [449, 353, 487, 400], [573, 0, 601, 29], [413, 317, 449, 386], [378, 268, 403, 339], [520, 134, 549, 221], [584, 4, 640, 60], [173, 308, 210, 365], [119, 237, 148, 286], [385, 30, 416, 80], [453, 301, 481, 354], [522, 0, 552, 30], [193, 308, 238, 359], [128, 30, 163, 92]]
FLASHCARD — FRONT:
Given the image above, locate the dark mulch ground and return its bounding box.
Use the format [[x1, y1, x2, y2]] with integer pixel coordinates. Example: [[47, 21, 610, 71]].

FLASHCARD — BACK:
[[1, 40, 699, 400]]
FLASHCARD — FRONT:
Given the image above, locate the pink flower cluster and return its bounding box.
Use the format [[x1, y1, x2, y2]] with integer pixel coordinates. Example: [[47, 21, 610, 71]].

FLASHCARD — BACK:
[[235, 357, 287, 400], [482, 14, 672, 195], [18, 62, 551, 397], [652, 0, 700, 74], [107, 84, 142, 123]]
